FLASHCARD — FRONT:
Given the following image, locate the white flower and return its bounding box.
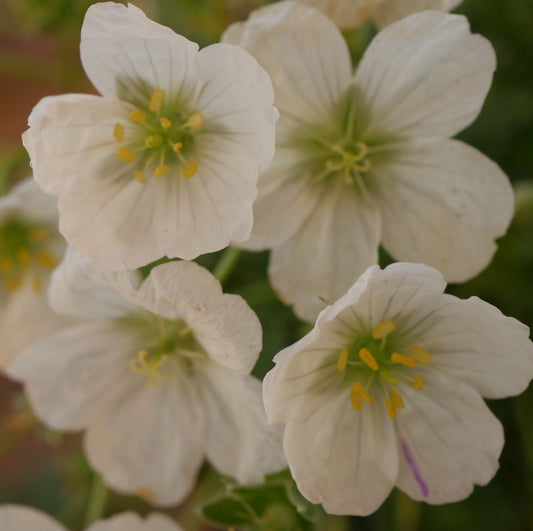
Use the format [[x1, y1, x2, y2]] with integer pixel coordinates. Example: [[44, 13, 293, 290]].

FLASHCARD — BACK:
[[22, 2, 277, 270], [0, 178, 70, 370], [0, 505, 182, 531], [8, 251, 285, 505], [223, 2, 513, 322], [263, 262, 533, 515], [302, 0, 463, 29]]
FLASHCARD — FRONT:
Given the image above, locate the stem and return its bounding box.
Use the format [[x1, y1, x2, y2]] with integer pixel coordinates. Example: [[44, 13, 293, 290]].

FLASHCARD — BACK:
[[84, 474, 108, 527], [212, 247, 242, 285]]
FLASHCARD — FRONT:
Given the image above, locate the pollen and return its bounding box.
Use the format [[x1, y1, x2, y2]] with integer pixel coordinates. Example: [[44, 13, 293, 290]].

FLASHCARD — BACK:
[[182, 160, 198, 178], [28, 228, 49, 243], [129, 109, 147, 123], [134, 171, 147, 184], [118, 147, 136, 162], [353, 382, 372, 403], [385, 399, 397, 419], [350, 389, 363, 411], [173, 142, 183, 153], [409, 345, 431, 365], [149, 89, 166, 112], [413, 375, 425, 390], [187, 113, 204, 130], [16, 248, 31, 267], [35, 252, 57, 269], [359, 347, 379, 371], [113, 122, 124, 142], [372, 320, 396, 339], [153, 165, 168, 177], [391, 389, 405, 410], [337, 348, 348, 372], [391, 352, 416, 367], [160, 116, 172, 128]]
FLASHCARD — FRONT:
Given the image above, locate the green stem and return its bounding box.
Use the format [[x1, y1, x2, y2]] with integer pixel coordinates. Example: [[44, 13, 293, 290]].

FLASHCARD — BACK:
[[84, 474, 108, 527], [212, 247, 242, 285]]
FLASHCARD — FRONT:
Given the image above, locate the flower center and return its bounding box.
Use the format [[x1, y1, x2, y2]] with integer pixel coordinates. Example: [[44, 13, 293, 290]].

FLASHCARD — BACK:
[[324, 141, 372, 185], [113, 88, 203, 183], [129, 317, 206, 386], [337, 320, 430, 418], [0, 218, 57, 292]]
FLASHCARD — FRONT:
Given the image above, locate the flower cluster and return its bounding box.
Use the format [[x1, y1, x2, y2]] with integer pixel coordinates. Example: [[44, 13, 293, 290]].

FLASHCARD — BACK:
[[1, 0, 532, 528]]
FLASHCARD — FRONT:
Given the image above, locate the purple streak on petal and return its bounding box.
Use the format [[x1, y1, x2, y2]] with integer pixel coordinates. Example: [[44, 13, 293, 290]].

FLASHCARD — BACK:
[[401, 438, 429, 498]]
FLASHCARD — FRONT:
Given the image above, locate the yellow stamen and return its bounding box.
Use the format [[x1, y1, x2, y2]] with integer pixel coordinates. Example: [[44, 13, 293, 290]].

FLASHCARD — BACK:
[[134, 171, 147, 184], [380, 370, 398, 385], [391, 389, 405, 410], [32, 274, 42, 293], [149, 89, 166, 112], [145, 135, 164, 148], [182, 160, 198, 178], [36, 252, 57, 269], [117, 147, 136, 162], [372, 320, 396, 339], [129, 349, 175, 386], [153, 165, 168, 177], [391, 352, 416, 368], [385, 399, 397, 419], [113, 122, 124, 142], [358, 347, 379, 371], [160, 116, 172, 128], [413, 375, 425, 390], [350, 389, 362, 411], [4, 277, 23, 291], [29, 228, 49, 242], [16, 248, 31, 267], [137, 488, 155, 503], [337, 348, 348, 372], [129, 109, 147, 123], [409, 345, 431, 365], [353, 382, 372, 403], [0, 256, 12, 274], [187, 112, 204, 130], [173, 142, 183, 153]]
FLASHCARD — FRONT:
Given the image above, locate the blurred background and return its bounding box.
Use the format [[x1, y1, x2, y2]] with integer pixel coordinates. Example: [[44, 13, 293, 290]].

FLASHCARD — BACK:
[[0, 0, 532, 529]]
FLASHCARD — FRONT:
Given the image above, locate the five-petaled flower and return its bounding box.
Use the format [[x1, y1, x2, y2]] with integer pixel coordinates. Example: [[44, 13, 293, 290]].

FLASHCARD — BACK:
[[263, 263, 533, 515], [23, 2, 277, 270]]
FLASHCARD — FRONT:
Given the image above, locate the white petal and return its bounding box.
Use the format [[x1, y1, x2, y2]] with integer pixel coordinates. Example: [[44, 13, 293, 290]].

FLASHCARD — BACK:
[[86, 512, 182, 531], [0, 505, 66, 531], [374, 0, 463, 27], [200, 364, 286, 483], [80, 3, 201, 104], [7, 321, 135, 430], [395, 372, 503, 503], [283, 390, 398, 515], [197, 43, 277, 173], [137, 261, 262, 374], [222, 1, 352, 125], [354, 11, 495, 139], [85, 373, 205, 506], [414, 295, 533, 399], [269, 182, 381, 322], [374, 139, 513, 282]]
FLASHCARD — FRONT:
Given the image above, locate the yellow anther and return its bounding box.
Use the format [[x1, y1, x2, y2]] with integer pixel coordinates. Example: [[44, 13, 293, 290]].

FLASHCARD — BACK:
[[0, 256, 12, 274], [153, 165, 168, 177], [117, 147, 136, 162], [358, 348, 379, 371], [16, 248, 31, 267], [391, 352, 416, 368], [380, 370, 398, 385], [129, 349, 175, 386], [337, 348, 348, 372], [385, 399, 397, 419], [113, 122, 124, 142], [35, 252, 57, 269], [350, 389, 363, 411], [409, 345, 431, 365], [145, 135, 164, 148], [4, 276, 23, 291], [32, 274, 42, 293], [352, 382, 372, 403], [29, 228, 49, 242], [372, 320, 396, 339], [134, 171, 147, 184], [182, 160, 198, 178], [412, 375, 425, 390], [391, 389, 405, 410], [187, 113, 204, 130], [160, 116, 172, 128], [173, 142, 183, 153], [129, 109, 147, 123], [137, 488, 155, 503], [149, 89, 166, 112]]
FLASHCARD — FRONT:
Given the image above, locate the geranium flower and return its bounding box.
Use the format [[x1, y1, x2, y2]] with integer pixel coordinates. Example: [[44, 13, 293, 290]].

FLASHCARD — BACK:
[[0, 179, 70, 370], [223, 2, 513, 322], [9, 251, 285, 505], [0, 505, 182, 530], [263, 263, 533, 515], [22, 2, 277, 270]]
